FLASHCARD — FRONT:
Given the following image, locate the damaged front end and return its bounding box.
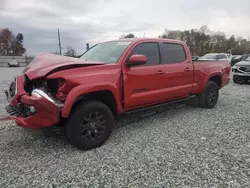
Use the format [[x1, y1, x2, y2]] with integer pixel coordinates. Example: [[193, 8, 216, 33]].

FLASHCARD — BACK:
[[2, 74, 65, 129]]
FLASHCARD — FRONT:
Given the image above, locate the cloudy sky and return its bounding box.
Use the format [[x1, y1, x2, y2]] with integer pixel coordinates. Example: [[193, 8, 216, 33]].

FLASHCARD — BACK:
[[1, 0, 250, 55]]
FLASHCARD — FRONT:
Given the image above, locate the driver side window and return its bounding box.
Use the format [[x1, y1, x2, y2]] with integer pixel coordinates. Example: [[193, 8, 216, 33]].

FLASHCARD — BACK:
[[130, 42, 160, 66]]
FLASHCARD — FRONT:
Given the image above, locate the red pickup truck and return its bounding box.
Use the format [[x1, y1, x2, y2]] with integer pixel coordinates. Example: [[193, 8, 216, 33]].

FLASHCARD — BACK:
[[4, 38, 231, 150]]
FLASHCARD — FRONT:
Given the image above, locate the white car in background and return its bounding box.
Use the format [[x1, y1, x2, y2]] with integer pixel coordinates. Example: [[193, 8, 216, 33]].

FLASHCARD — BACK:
[[199, 53, 231, 63], [7, 59, 20, 67]]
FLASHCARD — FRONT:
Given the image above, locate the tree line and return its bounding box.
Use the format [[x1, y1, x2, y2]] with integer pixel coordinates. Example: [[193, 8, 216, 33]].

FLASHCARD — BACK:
[[120, 26, 250, 56]]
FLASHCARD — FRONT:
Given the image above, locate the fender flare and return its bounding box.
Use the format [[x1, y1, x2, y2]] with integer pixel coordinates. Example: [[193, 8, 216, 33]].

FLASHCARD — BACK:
[[200, 72, 223, 92], [61, 82, 121, 118]]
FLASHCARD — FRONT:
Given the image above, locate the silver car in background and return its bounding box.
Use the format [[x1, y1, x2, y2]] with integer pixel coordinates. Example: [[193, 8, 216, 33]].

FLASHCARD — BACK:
[[232, 56, 250, 84], [199, 53, 231, 63]]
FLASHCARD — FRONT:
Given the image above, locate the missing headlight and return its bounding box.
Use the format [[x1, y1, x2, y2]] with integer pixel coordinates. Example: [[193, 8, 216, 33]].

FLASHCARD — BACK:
[[46, 79, 65, 94]]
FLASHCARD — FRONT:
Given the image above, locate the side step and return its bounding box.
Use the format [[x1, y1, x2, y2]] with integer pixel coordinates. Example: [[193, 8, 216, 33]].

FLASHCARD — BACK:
[[125, 95, 197, 117]]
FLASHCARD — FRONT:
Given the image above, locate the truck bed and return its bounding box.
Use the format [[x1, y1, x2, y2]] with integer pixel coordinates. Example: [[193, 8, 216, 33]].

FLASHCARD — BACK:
[[192, 59, 231, 92]]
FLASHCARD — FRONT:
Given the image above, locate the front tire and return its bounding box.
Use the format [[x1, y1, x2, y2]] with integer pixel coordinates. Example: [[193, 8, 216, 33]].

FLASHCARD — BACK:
[[233, 75, 239, 83], [198, 81, 219, 109], [65, 101, 114, 150], [233, 75, 246, 84]]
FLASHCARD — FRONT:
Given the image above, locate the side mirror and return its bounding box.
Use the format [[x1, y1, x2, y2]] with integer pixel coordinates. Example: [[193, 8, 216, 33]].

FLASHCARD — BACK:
[[192, 56, 199, 61], [126, 54, 147, 67]]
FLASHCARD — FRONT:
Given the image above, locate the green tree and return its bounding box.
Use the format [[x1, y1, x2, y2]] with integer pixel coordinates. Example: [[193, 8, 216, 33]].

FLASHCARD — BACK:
[[159, 26, 250, 55], [0, 28, 26, 56], [119, 33, 136, 39], [64, 46, 77, 57]]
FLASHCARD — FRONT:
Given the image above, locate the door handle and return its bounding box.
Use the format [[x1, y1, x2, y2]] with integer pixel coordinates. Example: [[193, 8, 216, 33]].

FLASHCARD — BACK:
[[155, 70, 164, 75], [184, 68, 191, 72]]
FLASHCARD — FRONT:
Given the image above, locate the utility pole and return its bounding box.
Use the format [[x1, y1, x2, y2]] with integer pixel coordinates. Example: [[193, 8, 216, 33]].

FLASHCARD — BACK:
[[57, 29, 62, 55]]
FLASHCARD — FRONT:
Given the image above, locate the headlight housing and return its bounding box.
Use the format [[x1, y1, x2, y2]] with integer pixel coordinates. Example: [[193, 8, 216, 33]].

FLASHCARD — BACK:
[[31, 89, 55, 103], [45, 78, 65, 94], [23, 75, 68, 102]]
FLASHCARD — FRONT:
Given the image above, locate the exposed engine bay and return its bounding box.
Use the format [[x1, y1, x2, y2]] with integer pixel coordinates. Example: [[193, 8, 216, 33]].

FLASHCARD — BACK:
[[22, 74, 69, 103]]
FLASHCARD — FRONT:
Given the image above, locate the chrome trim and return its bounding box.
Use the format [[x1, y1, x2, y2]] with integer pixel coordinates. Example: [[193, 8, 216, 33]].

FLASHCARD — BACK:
[[15, 78, 17, 95]]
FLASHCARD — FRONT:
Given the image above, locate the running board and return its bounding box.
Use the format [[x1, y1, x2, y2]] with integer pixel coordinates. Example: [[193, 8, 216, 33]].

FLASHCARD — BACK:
[[125, 95, 197, 115]]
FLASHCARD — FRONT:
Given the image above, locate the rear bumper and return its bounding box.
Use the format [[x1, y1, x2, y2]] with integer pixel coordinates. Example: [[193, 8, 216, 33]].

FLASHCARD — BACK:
[[4, 91, 61, 129]]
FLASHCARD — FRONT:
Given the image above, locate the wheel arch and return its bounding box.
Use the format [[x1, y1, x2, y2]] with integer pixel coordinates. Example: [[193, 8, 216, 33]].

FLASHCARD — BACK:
[[61, 83, 123, 118], [72, 90, 118, 116], [208, 74, 222, 89]]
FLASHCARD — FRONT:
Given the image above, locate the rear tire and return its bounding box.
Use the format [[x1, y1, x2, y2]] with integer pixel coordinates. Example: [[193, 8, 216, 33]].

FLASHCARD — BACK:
[[198, 81, 219, 109], [65, 100, 114, 150]]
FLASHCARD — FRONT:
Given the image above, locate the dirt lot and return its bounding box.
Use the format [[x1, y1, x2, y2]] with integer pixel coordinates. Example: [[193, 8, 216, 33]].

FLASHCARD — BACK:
[[0, 67, 250, 187]]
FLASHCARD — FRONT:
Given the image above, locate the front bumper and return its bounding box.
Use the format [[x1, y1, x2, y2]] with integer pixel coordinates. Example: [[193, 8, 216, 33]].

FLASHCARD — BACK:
[[232, 72, 250, 77], [3, 77, 62, 128], [232, 66, 250, 77]]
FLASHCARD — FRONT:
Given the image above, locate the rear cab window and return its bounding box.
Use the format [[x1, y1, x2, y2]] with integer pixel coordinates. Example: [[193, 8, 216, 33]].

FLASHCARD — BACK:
[[161, 43, 186, 64]]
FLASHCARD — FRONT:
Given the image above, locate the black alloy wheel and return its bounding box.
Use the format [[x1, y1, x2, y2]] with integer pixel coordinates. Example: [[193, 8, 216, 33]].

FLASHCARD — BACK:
[[80, 111, 107, 141], [65, 100, 114, 150], [198, 81, 219, 109], [206, 87, 218, 107]]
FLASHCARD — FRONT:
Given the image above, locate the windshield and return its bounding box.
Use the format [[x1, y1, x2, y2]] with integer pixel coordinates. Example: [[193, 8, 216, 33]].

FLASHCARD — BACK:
[[234, 55, 242, 59], [80, 41, 131, 63], [199, 54, 218, 59], [242, 54, 250, 61]]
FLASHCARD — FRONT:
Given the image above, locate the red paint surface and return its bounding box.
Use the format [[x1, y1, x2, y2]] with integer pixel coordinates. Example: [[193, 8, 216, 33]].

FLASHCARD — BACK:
[[16, 95, 60, 128], [10, 74, 26, 106], [5, 38, 230, 128]]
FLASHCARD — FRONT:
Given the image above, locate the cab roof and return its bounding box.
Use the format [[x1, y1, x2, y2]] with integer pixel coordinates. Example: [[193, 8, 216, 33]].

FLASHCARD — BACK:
[[104, 38, 186, 45]]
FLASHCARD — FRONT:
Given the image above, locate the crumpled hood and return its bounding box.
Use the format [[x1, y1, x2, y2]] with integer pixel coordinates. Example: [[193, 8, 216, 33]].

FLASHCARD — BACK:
[[234, 60, 250, 66], [23, 53, 104, 80]]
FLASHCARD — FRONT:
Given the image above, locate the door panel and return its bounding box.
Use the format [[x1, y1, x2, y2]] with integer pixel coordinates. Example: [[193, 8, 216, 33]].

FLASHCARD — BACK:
[[123, 64, 168, 109], [163, 62, 193, 99], [160, 42, 194, 100], [123, 42, 167, 110]]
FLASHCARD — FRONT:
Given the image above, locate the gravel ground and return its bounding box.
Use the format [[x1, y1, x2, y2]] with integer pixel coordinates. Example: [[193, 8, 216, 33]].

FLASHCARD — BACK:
[[0, 67, 250, 187]]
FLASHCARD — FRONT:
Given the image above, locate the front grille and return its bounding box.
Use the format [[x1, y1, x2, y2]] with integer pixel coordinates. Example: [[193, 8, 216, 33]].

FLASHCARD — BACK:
[[239, 67, 250, 72], [5, 105, 24, 116], [5, 104, 30, 117]]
